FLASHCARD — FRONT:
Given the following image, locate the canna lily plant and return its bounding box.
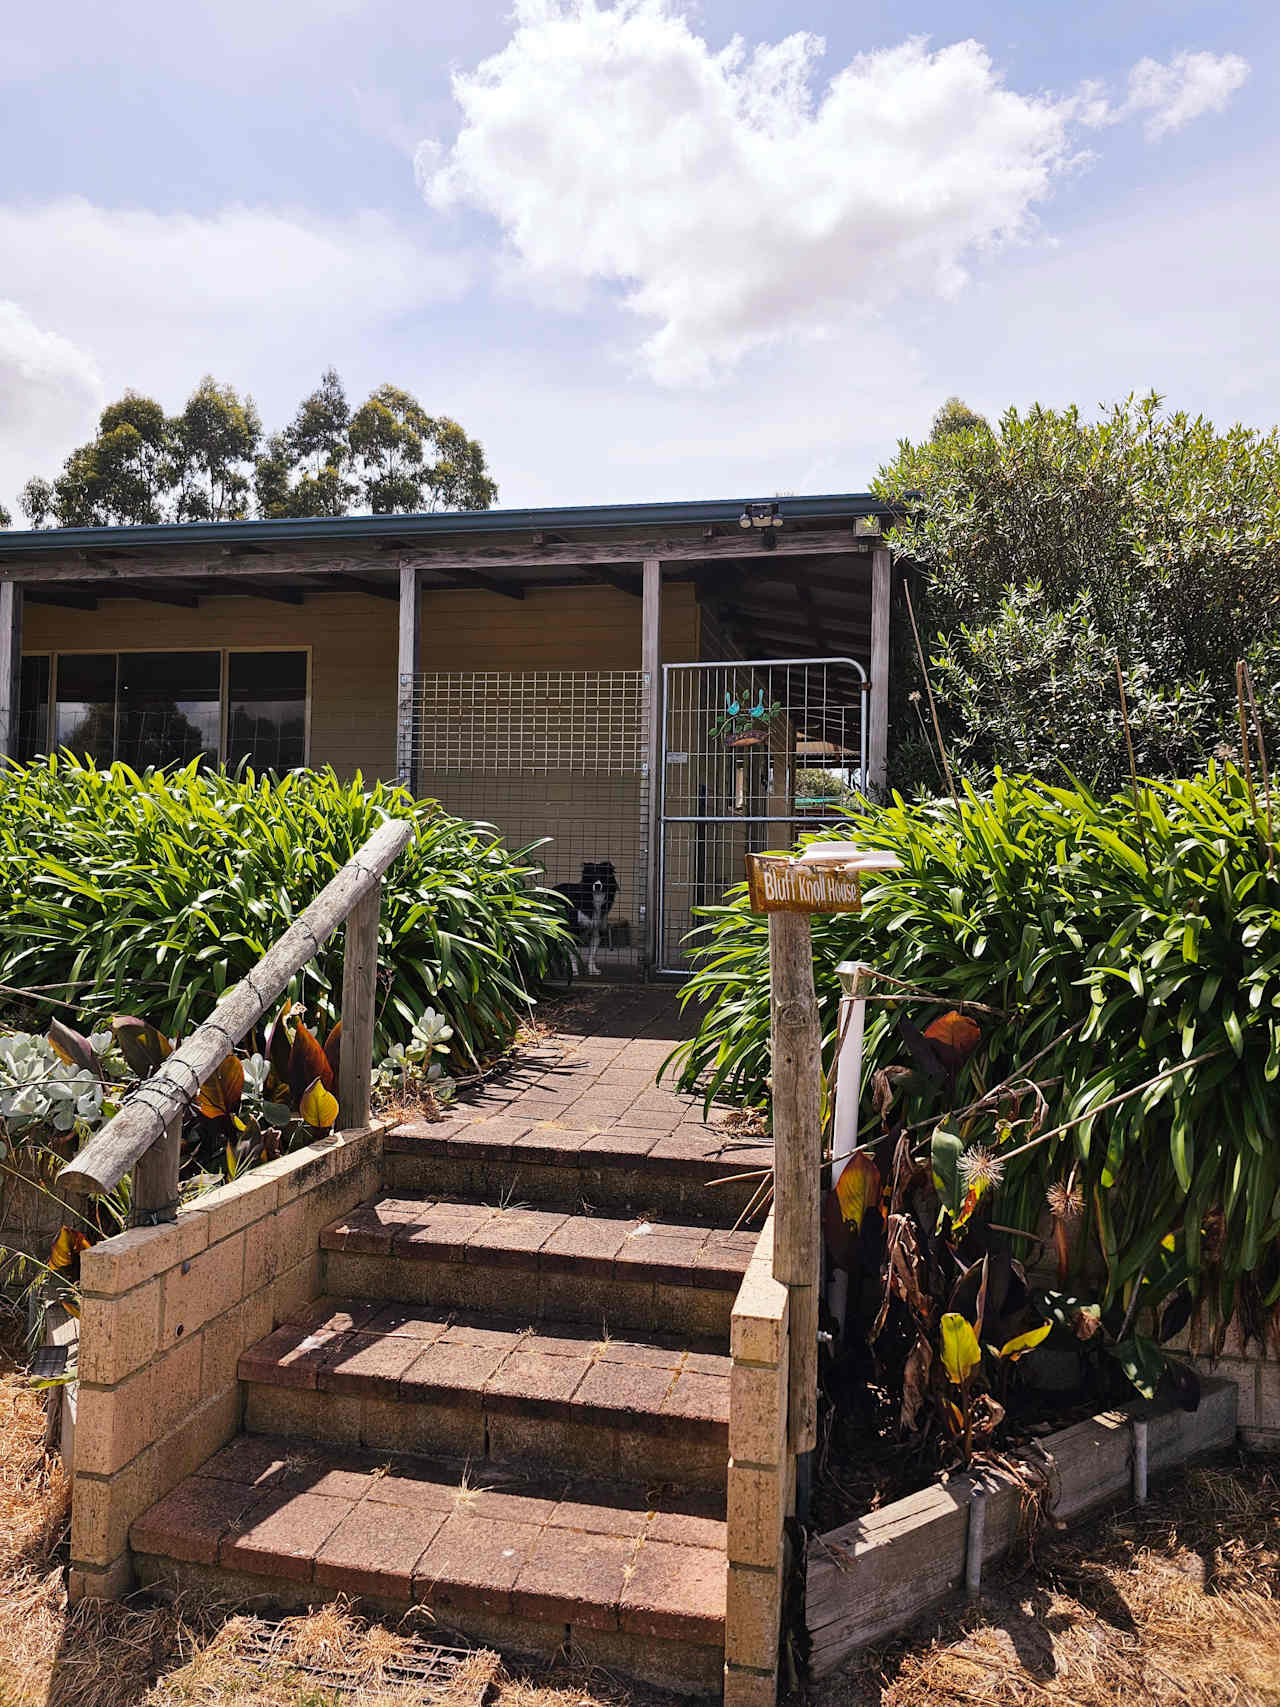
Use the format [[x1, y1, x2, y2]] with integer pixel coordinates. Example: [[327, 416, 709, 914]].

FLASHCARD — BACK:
[[821, 997, 1192, 1474]]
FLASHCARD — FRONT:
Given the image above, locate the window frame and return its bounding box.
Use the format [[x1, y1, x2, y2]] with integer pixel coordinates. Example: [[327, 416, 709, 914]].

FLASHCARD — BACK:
[[23, 644, 312, 768]]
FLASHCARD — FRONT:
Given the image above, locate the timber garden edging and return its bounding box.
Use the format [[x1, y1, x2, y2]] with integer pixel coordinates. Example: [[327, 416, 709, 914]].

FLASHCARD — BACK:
[[804, 1374, 1238, 1678]]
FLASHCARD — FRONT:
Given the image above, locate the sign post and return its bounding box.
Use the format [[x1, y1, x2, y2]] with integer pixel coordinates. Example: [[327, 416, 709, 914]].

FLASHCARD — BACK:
[[745, 844, 901, 1512]]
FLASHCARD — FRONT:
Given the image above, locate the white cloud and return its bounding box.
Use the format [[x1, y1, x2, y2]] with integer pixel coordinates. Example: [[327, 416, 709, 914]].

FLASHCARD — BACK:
[[421, 2, 1249, 386], [0, 300, 102, 513], [1120, 51, 1250, 140], [0, 199, 469, 509], [425, 4, 1078, 385], [0, 199, 463, 346]]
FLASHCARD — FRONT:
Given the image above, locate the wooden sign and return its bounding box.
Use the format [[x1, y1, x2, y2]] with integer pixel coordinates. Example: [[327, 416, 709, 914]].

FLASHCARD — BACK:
[[746, 853, 864, 914]]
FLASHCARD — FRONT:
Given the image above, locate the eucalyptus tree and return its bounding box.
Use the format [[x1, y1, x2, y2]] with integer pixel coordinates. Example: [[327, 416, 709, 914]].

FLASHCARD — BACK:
[[172, 377, 261, 522], [15, 370, 497, 526], [350, 385, 497, 513], [18, 478, 54, 528], [18, 392, 173, 526], [277, 367, 356, 517]]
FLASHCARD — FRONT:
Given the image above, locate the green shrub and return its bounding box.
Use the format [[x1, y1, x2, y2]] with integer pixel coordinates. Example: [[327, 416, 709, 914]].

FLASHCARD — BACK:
[[671, 769, 1280, 1342], [875, 395, 1280, 795], [0, 757, 569, 1068]]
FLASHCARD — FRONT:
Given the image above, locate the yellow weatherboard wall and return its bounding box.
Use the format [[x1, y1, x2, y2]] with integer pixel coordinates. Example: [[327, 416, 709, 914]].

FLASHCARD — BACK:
[[21, 580, 699, 781]]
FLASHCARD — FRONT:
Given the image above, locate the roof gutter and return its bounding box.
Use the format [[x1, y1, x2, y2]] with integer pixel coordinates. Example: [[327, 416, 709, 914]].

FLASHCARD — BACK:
[[0, 493, 892, 559]]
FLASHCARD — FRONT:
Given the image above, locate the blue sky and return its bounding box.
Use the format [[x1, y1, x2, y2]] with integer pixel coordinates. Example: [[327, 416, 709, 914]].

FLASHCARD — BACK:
[[1, 1, 1272, 512]]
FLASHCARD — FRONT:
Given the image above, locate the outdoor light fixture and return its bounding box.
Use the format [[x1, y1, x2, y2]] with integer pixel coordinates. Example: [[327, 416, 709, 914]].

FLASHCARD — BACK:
[[739, 500, 784, 549]]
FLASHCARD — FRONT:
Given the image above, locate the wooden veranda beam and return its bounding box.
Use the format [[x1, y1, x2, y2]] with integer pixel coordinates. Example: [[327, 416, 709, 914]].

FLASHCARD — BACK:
[[236, 582, 304, 605], [582, 565, 642, 596], [24, 588, 99, 610], [2, 531, 864, 587], [332, 575, 398, 600], [415, 561, 524, 601], [97, 586, 199, 609]]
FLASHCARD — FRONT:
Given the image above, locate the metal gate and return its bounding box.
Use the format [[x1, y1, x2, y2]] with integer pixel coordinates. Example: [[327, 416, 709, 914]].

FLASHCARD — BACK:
[[657, 658, 868, 972], [411, 670, 649, 979]]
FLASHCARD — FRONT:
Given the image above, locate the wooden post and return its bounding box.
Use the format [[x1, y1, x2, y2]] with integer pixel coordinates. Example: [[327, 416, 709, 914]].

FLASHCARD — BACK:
[[338, 881, 380, 1129], [867, 546, 891, 799], [0, 581, 22, 761], [130, 1114, 182, 1226], [397, 563, 421, 792], [768, 909, 822, 1454], [642, 556, 662, 970]]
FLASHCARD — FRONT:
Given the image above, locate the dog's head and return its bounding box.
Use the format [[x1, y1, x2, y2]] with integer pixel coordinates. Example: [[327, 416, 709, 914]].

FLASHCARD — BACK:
[[581, 860, 619, 906]]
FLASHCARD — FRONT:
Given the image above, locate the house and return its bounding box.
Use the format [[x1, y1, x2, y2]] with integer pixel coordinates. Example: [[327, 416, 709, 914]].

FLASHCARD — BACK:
[[0, 495, 893, 972]]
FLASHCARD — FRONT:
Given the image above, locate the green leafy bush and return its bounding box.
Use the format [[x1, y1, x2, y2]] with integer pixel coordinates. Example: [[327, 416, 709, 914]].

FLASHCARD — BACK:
[[875, 395, 1280, 794], [672, 769, 1280, 1348], [0, 757, 569, 1068]]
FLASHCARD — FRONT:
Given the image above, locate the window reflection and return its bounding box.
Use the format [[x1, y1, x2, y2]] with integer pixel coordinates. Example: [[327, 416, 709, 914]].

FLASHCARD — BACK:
[[228, 651, 307, 773], [40, 648, 307, 771], [55, 654, 117, 763], [16, 655, 50, 761], [116, 652, 220, 770]]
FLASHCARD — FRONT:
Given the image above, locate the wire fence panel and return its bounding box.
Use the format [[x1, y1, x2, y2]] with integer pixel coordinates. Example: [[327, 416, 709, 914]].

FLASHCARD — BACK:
[[658, 658, 868, 972], [411, 670, 648, 979]]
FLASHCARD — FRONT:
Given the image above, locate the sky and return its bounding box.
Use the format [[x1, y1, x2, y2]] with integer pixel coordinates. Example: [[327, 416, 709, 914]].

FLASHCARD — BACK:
[[0, 0, 1273, 515]]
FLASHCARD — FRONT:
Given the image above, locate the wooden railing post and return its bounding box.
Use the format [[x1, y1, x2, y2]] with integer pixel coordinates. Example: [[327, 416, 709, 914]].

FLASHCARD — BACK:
[[768, 910, 822, 1459], [338, 881, 380, 1129], [58, 817, 414, 1201], [130, 1113, 182, 1226]]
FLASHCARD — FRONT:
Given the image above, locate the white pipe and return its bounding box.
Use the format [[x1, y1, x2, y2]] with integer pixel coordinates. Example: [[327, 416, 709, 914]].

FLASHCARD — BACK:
[[1133, 1418, 1149, 1505], [828, 960, 870, 1335], [965, 1485, 987, 1597]]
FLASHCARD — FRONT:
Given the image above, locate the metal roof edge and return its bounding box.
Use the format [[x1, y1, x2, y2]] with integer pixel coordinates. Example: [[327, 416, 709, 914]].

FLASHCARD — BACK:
[[0, 492, 891, 558]]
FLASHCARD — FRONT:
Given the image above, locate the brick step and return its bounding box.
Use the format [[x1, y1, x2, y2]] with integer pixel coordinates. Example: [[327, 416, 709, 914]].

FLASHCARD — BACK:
[[132, 1435, 725, 1696], [320, 1195, 755, 1337], [385, 1116, 772, 1223], [239, 1297, 729, 1487]]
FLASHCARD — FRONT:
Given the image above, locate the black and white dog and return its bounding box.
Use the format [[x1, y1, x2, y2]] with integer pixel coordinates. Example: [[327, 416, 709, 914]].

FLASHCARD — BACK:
[[555, 860, 619, 977]]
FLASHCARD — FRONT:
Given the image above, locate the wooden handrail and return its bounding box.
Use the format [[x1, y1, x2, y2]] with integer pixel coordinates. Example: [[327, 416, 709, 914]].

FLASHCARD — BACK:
[[57, 817, 415, 1208]]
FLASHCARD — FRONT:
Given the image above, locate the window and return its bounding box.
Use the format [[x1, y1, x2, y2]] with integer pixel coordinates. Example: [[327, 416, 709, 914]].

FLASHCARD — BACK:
[[118, 651, 220, 770], [227, 651, 308, 773], [15, 655, 50, 763], [34, 648, 309, 770], [55, 654, 117, 763]]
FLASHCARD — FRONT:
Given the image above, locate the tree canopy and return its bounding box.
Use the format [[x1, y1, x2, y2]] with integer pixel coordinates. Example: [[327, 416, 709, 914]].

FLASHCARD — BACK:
[[929, 395, 989, 440], [10, 369, 497, 529], [875, 394, 1280, 795]]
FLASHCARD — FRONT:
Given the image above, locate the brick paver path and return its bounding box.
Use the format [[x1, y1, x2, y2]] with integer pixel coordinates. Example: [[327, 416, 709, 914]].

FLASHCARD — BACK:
[[437, 985, 770, 1174]]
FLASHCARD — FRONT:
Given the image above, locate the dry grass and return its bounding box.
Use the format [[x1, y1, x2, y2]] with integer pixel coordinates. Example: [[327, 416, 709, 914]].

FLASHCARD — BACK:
[[6, 1306, 1280, 1707], [814, 1454, 1280, 1707], [0, 1330, 670, 1707]]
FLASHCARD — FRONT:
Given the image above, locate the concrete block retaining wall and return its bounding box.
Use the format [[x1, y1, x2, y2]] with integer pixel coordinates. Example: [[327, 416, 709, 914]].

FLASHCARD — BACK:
[[1170, 1321, 1280, 1452], [68, 1122, 385, 1601]]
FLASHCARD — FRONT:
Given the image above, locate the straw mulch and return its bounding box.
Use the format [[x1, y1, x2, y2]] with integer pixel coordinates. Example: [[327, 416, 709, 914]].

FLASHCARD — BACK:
[[814, 1455, 1280, 1707], [5, 1301, 1278, 1707], [0, 1320, 657, 1707]]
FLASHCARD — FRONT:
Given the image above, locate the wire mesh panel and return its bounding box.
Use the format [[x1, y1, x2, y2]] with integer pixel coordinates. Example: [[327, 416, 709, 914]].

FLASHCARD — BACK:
[[412, 671, 648, 979], [658, 658, 868, 972]]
